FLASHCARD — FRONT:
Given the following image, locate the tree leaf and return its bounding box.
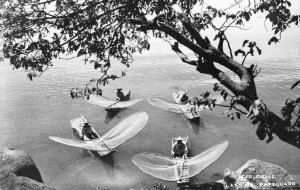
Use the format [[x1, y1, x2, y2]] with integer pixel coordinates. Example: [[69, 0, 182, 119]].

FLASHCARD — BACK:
[[242, 40, 249, 47], [213, 83, 219, 91], [268, 36, 279, 45], [256, 46, 262, 55], [249, 48, 254, 56], [236, 19, 243, 25], [234, 49, 245, 56], [27, 73, 33, 81], [221, 89, 225, 95], [223, 92, 228, 100]]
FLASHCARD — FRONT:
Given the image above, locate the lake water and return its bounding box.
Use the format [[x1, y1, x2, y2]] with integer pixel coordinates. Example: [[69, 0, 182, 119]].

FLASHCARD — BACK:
[[0, 40, 300, 190]]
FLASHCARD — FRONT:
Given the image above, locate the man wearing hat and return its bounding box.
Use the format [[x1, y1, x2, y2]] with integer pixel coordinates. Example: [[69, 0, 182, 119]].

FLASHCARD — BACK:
[[172, 137, 187, 158], [82, 122, 98, 140], [180, 92, 189, 104], [116, 88, 126, 101]]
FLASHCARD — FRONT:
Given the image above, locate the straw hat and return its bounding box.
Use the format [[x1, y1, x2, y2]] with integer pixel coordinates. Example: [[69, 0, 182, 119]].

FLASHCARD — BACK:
[[176, 137, 184, 141]]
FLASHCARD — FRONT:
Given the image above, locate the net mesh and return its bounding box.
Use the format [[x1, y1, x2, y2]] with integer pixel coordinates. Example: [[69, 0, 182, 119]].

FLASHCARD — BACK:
[[132, 152, 182, 181], [102, 112, 148, 148], [148, 97, 181, 113], [187, 141, 229, 178]]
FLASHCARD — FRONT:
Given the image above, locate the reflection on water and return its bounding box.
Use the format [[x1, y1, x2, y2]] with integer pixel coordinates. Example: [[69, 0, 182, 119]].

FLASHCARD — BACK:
[[99, 153, 116, 179], [104, 109, 125, 124], [1, 52, 300, 189]]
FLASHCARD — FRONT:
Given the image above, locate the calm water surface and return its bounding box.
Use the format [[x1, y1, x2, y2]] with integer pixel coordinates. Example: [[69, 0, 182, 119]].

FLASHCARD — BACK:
[[1, 47, 300, 189]]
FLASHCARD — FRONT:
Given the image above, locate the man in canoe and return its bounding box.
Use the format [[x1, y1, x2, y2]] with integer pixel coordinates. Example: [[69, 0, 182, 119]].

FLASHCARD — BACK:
[[173, 137, 187, 158], [180, 92, 189, 104], [116, 88, 126, 101], [82, 122, 98, 140]]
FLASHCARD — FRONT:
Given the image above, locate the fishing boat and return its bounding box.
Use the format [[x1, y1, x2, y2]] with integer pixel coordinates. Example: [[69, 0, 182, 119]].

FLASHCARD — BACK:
[[148, 91, 224, 120], [86, 90, 142, 111], [179, 103, 209, 120], [71, 115, 100, 140], [49, 112, 148, 156], [132, 140, 228, 184], [148, 97, 202, 120], [171, 136, 189, 184]]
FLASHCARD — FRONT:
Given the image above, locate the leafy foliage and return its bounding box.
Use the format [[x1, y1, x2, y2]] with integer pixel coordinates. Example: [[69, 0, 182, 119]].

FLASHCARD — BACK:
[[235, 40, 262, 66], [213, 83, 246, 120], [281, 98, 300, 127], [268, 36, 279, 45], [1, 0, 298, 77]]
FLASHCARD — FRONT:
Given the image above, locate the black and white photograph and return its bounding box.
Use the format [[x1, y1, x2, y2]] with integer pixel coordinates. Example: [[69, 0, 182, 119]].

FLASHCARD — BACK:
[[0, 0, 299, 189]]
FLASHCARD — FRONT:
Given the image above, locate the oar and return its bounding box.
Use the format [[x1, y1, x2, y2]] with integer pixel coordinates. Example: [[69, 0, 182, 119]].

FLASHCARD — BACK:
[[105, 99, 120, 110], [80, 120, 114, 152], [81, 115, 113, 151], [80, 114, 87, 123]]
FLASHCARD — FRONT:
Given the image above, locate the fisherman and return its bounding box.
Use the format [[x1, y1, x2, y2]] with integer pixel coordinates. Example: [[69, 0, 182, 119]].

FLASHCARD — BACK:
[[116, 88, 126, 101], [180, 92, 189, 104], [82, 122, 98, 140], [173, 137, 187, 158]]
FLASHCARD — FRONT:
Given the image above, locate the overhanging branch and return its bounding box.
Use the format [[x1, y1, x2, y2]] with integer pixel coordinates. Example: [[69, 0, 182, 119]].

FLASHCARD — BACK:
[[171, 42, 197, 66]]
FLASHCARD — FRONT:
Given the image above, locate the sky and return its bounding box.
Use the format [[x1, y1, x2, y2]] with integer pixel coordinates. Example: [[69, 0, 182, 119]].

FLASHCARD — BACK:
[[140, 0, 300, 59], [0, 0, 299, 60]]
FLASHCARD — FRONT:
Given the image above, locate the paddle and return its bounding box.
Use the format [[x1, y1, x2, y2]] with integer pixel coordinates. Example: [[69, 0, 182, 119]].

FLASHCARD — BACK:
[[80, 114, 114, 151], [105, 90, 131, 110], [105, 99, 120, 110], [80, 114, 87, 122]]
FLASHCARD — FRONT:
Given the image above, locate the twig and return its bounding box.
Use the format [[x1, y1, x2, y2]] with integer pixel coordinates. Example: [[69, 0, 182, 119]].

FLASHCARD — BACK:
[[217, 104, 248, 114]]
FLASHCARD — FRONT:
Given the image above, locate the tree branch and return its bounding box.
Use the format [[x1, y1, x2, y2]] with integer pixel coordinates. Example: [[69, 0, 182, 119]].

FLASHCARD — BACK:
[[171, 12, 253, 84], [170, 42, 244, 95], [171, 5, 207, 48], [170, 42, 197, 66]]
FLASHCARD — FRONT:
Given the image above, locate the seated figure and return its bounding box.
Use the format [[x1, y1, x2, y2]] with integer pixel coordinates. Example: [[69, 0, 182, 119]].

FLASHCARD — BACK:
[[116, 88, 126, 101], [173, 137, 187, 158], [180, 92, 189, 104], [82, 122, 98, 140]]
